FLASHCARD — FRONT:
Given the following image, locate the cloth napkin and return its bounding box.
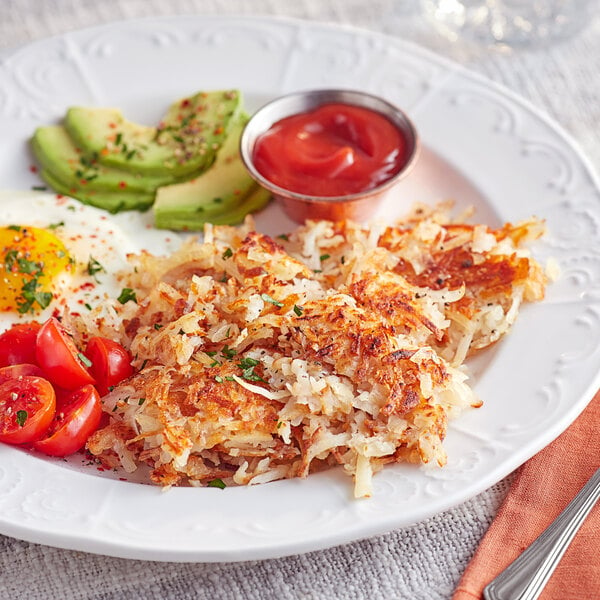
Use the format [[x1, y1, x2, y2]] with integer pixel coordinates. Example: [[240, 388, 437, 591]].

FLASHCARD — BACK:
[[452, 391, 600, 600]]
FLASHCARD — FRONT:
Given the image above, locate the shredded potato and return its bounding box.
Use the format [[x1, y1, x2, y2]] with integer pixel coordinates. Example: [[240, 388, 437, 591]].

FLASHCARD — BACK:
[[76, 205, 547, 497]]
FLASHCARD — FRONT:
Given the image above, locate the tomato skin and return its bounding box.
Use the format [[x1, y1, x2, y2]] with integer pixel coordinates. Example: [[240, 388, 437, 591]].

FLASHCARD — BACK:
[[32, 384, 102, 457], [0, 322, 41, 367], [0, 363, 45, 385], [0, 375, 56, 445], [35, 318, 95, 390], [85, 337, 133, 396]]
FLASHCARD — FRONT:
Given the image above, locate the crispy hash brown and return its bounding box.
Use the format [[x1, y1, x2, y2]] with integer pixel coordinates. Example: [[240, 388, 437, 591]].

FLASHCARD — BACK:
[[70, 204, 547, 497]]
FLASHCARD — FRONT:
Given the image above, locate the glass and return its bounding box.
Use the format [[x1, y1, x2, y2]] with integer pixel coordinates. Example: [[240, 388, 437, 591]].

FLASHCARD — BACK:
[[421, 0, 596, 47]]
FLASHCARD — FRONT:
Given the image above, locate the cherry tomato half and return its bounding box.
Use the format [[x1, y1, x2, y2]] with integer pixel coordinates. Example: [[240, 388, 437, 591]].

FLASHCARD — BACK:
[[0, 363, 46, 386], [85, 337, 134, 396], [0, 375, 56, 445], [0, 322, 41, 367], [35, 318, 95, 390], [33, 384, 102, 457]]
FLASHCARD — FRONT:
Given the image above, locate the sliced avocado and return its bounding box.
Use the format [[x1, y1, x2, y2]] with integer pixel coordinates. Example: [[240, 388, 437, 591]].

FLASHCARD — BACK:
[[154, 185, 271, 230], [153, 113, 256, 221], [64, 90, 242, 178], [32, 125, 178, 194], [40, 168, 154, 213]]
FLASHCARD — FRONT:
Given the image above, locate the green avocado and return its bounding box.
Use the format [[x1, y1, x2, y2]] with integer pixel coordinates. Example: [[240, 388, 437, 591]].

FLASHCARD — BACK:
[[153, 113, 258, 222], [40, 168, 154, 213], [31, 125, 177, 195], [154, 185, 271, 230], [64, 90, 242, 178]]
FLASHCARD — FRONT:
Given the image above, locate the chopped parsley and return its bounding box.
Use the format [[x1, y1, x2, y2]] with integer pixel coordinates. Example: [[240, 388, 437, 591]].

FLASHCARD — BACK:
[[17, 279, 52, 314], [87, 256, 105, 280], [3, 249, 18, 270], [293, 304, 303, 316], [237, 357, 266, 383], [117, 288, 137, 304], [77, 353, 92, 368], [238, 357, 260, 369], [220, 345, 236, 360], [221, 247, 233, 260], [17, 258, 43, 275], [207, 478, 226, 489], [261, 293, 283, 308], [319, 254, 330, 261], [15, 410, 27, 427]]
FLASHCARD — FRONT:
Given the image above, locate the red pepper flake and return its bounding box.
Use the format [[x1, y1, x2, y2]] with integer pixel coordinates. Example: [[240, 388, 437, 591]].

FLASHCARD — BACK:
[[80, 179, 88, 185], [108, 122, 117, 129], [29, 165, 38, 173], [180, 99, 190, 108], [118, 181, 127, 189], [119, 477, 128, 482], [213, 126, 224, 135], [97, 467, 105, 472]]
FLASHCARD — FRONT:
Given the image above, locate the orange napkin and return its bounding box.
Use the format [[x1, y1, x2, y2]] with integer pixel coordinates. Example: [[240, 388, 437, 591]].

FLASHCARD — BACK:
[[453, 391, 600, 600]]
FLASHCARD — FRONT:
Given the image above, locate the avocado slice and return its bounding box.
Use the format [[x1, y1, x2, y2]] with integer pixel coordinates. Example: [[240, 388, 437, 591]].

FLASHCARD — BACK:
[[154, 185, 271, 230], [153, 113, 256, 220], [64, 90, 242, 178], [32, 125, 178, 194], [40, 168, 154, 213]]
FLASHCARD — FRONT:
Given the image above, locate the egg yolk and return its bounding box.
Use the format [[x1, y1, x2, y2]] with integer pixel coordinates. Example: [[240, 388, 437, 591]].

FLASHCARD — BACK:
[[0, 226, 72, 313]]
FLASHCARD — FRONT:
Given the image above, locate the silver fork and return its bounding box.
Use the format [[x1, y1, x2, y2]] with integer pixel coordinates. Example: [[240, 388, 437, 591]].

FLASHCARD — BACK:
[[483, 467, 600, 600]]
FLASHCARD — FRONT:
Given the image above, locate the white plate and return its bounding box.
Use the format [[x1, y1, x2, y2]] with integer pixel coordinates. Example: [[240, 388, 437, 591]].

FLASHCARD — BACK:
[[0, 15, 599, 562]]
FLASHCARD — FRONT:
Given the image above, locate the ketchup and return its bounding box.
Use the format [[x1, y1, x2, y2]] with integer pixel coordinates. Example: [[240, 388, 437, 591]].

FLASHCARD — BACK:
[[252, 103, 408, 197]]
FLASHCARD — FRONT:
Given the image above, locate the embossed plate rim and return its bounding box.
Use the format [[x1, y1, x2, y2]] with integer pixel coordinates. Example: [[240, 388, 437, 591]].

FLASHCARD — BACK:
[[0, 15, 599, 562]]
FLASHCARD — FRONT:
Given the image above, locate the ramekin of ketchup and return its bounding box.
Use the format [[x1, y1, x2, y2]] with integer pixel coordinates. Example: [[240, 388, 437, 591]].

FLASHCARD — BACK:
[[240, 89, 419, 223]]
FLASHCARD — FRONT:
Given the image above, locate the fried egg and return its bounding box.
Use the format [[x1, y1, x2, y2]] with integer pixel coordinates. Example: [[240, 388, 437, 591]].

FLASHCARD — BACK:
[[0, 191, 180, 331]]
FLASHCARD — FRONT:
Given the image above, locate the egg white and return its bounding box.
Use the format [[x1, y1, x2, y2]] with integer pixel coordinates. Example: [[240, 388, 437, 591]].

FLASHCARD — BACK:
[[0, 191, 182, 331]]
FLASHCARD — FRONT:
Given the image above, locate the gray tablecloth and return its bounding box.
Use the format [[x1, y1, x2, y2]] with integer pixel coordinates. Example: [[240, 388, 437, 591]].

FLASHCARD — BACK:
[[0, 2, 598, 599]]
